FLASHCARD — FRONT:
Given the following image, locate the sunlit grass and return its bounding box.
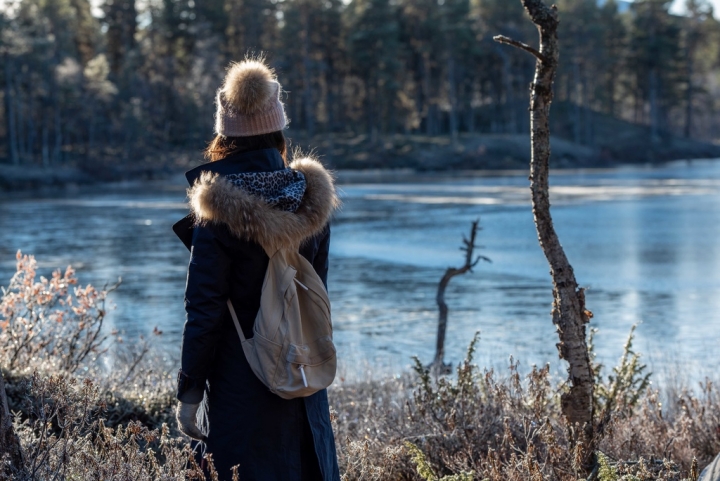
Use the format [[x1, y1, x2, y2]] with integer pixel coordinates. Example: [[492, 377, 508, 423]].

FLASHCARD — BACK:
[[1, 254, 717, 480]]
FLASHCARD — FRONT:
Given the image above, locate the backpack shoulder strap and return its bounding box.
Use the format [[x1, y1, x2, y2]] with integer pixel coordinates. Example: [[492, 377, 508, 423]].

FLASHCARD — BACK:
[[226, 245, 281, 344], [227, 300, 246, 342]]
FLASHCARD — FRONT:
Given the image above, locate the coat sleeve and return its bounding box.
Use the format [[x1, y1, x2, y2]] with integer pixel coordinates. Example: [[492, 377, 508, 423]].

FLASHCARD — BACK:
[[177, 224, 232, 403]]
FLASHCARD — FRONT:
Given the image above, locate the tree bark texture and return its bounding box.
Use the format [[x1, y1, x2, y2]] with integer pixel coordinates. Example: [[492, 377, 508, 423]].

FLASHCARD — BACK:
[[495, 0, 594, 440]]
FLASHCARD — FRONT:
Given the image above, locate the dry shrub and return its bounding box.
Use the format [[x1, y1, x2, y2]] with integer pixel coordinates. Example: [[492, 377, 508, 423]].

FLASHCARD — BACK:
[[597, 381, 720, 474], [330, 331, 715, 481], [1, 252, 177, 429], [13, 374, 184, 479], [2, 372, 218, 481], [0, 252, 116, 374], [1, 253, 718, 480], [331, 333, 582, 480], [0, 253, 195, 480]]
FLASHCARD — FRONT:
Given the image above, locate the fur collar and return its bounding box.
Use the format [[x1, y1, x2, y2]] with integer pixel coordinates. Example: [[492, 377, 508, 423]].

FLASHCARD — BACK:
[[189, 157, 340, 253]]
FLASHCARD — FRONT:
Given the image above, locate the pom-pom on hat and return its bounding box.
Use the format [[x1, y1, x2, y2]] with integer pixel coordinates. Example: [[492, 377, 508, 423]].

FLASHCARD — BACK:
[[215, 59, 288, 137]]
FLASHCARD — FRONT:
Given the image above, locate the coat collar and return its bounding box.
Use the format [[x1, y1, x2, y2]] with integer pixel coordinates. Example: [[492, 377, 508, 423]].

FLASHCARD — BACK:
[[183, 148, 286, 186], [186, 156, 339, 253]]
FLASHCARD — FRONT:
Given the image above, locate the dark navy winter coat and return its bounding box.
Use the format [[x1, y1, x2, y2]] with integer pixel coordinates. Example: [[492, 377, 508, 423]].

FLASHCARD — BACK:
[[173, 148, 341, 481]]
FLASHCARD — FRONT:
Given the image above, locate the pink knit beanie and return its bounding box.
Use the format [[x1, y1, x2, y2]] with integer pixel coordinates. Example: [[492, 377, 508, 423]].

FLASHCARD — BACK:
[[214, 60, 288, 137]]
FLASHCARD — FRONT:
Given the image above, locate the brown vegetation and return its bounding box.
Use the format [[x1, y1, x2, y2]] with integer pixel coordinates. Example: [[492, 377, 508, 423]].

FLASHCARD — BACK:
[[333, 332, 716, 481], [0, 254, 718, 480]]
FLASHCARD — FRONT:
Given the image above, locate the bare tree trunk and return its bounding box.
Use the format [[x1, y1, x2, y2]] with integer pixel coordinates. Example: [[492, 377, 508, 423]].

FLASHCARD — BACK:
[[4, 55, 19, 165], [433, 220, 488, 372], [649, 70, 659, 144], [422, 54, 435, 136], [0, 370, 25, 477], [26, 99, 36, 163], [572, 58, 581, 144], [42, 123, 50, 167], [364, 82, 379, 144], [54, 108, 63, 164], [495, 0, 594, 445], [447, 55, 459, 145], [301, 3, 315, 138], [16, 75, 27, 163], [496, 47, 514, 133], [466, 98, 475, 133], [684, 53, 694, 138], [325, 63, 337, 132], [606, 66, 616, 117], [582, 74, 593, 145]]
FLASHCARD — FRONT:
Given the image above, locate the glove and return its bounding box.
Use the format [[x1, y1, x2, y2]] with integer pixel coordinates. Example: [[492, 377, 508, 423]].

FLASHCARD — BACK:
[[176, 402, 207, 442]]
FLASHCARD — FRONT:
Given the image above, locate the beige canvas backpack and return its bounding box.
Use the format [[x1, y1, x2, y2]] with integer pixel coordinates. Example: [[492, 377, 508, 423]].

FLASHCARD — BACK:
[[227, 247, 336, 399]]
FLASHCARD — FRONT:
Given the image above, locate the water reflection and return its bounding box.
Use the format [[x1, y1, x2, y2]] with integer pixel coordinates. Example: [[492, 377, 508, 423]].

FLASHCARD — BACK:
[[0, 161, 719, 381]]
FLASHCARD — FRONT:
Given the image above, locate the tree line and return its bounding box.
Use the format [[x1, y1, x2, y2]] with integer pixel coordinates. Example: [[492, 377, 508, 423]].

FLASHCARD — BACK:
[[1, 0, 719, 167]]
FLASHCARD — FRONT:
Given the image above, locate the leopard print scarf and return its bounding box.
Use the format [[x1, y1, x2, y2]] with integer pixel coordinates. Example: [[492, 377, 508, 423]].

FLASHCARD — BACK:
[[225, 169, 306, 213]]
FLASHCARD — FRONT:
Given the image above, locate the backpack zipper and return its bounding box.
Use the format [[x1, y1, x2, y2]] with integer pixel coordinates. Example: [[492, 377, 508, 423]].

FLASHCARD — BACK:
[[293, 277, 309, 290], [299, 365, 308, 387]]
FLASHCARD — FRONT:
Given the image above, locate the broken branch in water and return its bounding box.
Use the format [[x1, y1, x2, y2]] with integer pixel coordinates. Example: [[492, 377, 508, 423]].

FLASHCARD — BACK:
[[432, 220, 490, 374]]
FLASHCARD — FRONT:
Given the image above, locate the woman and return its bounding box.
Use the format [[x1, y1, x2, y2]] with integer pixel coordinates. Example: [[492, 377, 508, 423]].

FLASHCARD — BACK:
[[173, 59, 341, 481]]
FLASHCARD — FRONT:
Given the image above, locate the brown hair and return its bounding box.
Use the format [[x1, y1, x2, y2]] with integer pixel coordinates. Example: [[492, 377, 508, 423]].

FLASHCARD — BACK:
[[204, 131, 288, 164]]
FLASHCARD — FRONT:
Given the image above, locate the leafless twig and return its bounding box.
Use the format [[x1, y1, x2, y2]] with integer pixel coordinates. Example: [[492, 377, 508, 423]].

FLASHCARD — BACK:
[[493, 35, 546, 62]]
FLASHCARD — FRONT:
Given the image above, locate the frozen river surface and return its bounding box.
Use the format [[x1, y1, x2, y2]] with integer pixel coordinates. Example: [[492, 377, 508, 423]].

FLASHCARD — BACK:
[[2, 160, 719, 381]]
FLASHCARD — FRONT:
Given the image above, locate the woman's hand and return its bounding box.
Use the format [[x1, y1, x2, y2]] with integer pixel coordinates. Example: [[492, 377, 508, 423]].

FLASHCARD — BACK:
[[176, 402, 207, 441]]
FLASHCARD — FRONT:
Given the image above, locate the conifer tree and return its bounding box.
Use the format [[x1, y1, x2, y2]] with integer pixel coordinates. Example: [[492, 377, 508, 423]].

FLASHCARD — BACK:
[[104, 0, 138, 75], [399, 0, 442, 134], [597, 0, 627, 117], [346, 0, 402, 141], [628, 0, 684, 141], [225, 0, 279, 60]]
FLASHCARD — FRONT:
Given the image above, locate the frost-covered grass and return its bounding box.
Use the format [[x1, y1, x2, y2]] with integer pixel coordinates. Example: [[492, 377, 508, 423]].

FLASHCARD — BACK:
[[1, 253, 717, 480], [331, 334, 714, 481]]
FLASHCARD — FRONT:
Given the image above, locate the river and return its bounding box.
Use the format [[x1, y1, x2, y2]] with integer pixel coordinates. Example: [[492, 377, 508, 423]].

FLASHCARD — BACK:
[[2, 160, 719, 383]]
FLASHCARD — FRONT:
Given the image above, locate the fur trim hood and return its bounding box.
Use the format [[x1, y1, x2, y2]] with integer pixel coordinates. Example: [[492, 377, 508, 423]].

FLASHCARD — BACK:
[[189, 157, 340, 253]]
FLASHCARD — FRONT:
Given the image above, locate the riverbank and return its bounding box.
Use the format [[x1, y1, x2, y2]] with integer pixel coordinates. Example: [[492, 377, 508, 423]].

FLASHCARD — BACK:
[[2, 336, 716, 480], [298, 132, 720, 171], [1, 253, 718, 480], [2, 132, 718, 192]]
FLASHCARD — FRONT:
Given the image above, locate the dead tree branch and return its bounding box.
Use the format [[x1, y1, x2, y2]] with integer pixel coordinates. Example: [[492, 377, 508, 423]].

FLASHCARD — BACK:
[[493, 35, 546, 62], [433, 220, 490, 373], [494, 0, 595, 447]]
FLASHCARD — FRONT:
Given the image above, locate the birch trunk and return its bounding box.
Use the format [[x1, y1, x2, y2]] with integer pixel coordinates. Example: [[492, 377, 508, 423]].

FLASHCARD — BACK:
[[495, 0, 594, 442]]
